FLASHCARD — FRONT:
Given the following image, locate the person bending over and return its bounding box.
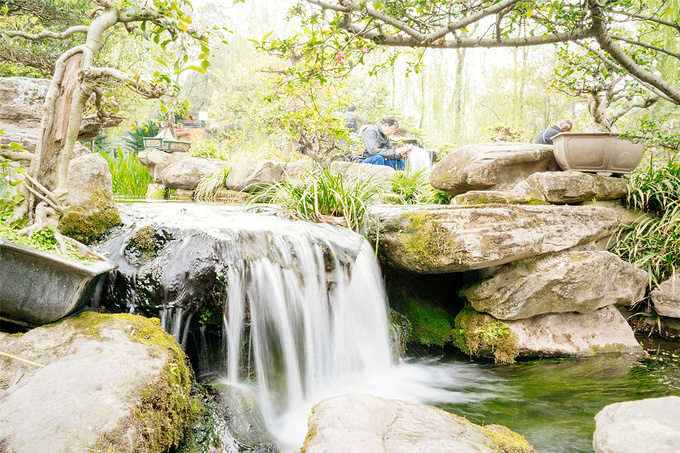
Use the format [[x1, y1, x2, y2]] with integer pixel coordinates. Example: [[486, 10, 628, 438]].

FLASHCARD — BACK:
[[535, 119, 573, 145], [360, 115, 412, 170]]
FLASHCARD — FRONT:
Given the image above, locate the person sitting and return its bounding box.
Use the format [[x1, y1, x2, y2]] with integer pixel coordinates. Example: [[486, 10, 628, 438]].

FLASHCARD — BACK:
[[535, 119, 573, 145], [360, 115, 412, 170]]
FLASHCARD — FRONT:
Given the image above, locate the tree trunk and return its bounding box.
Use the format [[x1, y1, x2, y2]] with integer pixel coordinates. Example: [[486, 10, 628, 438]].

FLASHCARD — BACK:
[[453, 47, 466, 139]]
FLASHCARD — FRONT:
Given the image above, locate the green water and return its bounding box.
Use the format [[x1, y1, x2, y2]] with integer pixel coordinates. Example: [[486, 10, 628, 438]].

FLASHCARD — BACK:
[[429, 348, 680, 453]]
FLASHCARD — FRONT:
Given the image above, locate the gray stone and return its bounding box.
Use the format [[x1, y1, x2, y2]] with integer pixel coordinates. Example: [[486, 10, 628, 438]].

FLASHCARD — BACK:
[[593, 397, 680, 453], [509, 306, 641, 356], [224, 157, 257, 191], [0, 313, 195, 453], [162, 157, 229, 190], [302, 393, 536, 453], [514, 170, 629, 204], [464, 249, 648, 320], [366, 204, 621, 273], [452, 190, 542, 206], [225, 158, 287, 192], [0, 77, 50, 153], [652, 275, 680, 318], [285, 159, 314, 178], [429, 142, 558, 196], [331, 160, 395, 183], [138, 149, 184, 183]]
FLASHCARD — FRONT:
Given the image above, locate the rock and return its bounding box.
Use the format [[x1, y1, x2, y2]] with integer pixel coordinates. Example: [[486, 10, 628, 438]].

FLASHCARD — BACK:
[[162, 157, 229, 190], [366, 205, 621, 273], [285, 159, 314, 178], [331, 160, 396, 183], [464, 249, 648, 320], [429, 143, 559, 196], [652, 275, 680, 318], [452, 190, 546, 206], [71, 141, 92, 159], [59, 153, 121, 244], [0, 77, 50, 153], [225, 158, 288, 192], [593, 397, 680, 453], [302, 393, 536, 453], [214, 188, 249, 203], [146, 183, 166, 199], [454, 306, 641, 361], [513, 171, 629, 204], [138, 149, 184, 184], [0, 312, 199, 453]]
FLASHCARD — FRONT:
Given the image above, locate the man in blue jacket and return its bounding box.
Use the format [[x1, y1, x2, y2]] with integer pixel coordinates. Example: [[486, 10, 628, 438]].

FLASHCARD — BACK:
[[535, 119, 573, 145], [360, 115, 412, 170]]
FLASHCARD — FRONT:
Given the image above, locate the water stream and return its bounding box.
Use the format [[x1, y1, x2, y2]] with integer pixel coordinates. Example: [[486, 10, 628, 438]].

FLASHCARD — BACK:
[[97, 202, 680, 453]]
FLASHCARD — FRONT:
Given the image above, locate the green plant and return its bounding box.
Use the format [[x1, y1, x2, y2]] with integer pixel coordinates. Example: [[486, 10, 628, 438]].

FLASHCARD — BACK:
[[100, 148, 153, 197], [249, 167, 378, 232], [194, 167, 231, 201], [626, 155, 680, 216], [122, 121, 160, 154], [385, 168, 451, 205]]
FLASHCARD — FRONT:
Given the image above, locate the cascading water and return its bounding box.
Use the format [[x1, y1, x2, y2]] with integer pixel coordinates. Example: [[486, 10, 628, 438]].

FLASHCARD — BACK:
[[406, 146, 434, 171]]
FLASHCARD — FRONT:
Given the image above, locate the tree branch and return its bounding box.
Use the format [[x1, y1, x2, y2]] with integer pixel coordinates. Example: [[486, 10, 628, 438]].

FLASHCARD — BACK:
[[0, 150, 34, 161], [3, 26, 89, 41], [613, 10, 680, 33], [611, 34, 680, 60], [83, 67, 168, 99]]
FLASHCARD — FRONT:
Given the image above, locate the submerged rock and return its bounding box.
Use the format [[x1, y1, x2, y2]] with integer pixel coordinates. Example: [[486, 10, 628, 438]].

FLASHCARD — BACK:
[[0, 312, 200, 453], [651, 275, 680, 318], [302, 393, 536, 453], [366, 205, 620, 273], [464, 249, 648, 320], [429, 142, 558, 196], [593, 396, 680, 453]]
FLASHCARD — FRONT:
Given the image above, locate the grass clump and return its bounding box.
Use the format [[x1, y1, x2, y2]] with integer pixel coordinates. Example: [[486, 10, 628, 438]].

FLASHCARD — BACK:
[[194, 167, 231, 201], [385, 167, 451, 204], [613, 155, 679, 292], [100, 149, 153, 197], [249, 167, 378, 232]]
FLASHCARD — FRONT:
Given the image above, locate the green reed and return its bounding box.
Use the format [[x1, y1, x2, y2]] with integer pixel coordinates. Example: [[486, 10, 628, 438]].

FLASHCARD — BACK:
[[101, 150, 153, 197]]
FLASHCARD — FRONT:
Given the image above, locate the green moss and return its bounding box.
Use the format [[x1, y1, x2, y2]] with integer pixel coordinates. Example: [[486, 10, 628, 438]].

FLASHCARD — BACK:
[[400, 297, 457, 347], [526, 197, 549, 206], [299, 423, 317, 453], [127, 226, 158, 262], [397, 211, 454, 270], [589, 343, 627, 355], [58, 187, 122, 244], [483, 424, 536, 452], [453, 306, 519, 363]]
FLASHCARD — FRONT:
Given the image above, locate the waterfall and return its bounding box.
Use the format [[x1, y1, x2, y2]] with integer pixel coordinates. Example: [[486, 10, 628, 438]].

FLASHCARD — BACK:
[[406, 146, 434, 171]]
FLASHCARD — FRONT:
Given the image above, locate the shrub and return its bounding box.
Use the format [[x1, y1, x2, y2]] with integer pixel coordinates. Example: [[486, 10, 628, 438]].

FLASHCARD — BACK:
[[122, 121, 160, 154]]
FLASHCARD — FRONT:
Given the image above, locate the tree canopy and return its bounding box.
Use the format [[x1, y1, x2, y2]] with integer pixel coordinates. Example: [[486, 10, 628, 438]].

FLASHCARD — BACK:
[[296, 0, 679, 104]]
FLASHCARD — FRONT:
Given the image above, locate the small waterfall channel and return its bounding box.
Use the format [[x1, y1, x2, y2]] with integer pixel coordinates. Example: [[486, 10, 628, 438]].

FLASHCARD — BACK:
[[96, 203, 404, 449]]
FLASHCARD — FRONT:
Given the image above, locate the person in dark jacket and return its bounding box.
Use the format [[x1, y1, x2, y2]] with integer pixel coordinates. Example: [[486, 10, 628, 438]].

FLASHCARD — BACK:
[[344, 104, 358, 134], [535, 119, 573, 144], [360, 115, 412, 170]]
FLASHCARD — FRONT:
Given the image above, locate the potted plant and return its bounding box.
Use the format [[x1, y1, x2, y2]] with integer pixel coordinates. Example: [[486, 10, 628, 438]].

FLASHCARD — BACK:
[[552, 132, 644, 176]]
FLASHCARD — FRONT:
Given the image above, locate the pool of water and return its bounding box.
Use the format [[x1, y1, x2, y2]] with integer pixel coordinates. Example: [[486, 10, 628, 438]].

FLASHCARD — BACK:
[[417, 347, 680, 453]]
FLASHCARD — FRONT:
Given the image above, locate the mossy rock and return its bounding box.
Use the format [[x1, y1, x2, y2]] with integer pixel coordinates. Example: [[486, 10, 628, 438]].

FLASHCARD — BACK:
[[58, 187, 122, 244], [398, 297, 457, 347], [453, 305, 519, 363]]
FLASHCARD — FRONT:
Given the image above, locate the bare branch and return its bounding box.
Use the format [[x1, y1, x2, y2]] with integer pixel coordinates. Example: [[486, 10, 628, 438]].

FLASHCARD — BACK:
[[611, 34, 680, 60], [614, 10, 680, 33], [4, 26, 89, 41], [0, 150, 34, 161], [83, 67, 168, 99]]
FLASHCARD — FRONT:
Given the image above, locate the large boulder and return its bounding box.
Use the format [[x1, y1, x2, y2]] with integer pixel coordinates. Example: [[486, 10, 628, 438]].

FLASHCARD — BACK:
[[0, 312, 200, 453], [366, 205, 621, 273], [593, 397, 680, 453], [162, 156, 229, 190], [651, 275, 680, 318], [225, 158, 287, 192], [464, 249, 648, 320], [59, 153, 121, 244], [138, 149, 184, 184], [330, 160, 396, 183], [513, 171, 629, 204], [302, 393, 536, 453], [454, 305, 640, 361], [0, 77, 50, 153], [429, 143, 558, 196]]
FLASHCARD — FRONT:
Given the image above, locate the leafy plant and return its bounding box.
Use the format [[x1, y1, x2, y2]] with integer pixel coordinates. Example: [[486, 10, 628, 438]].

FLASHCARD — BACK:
[[626, 155, 680, 216], [386, 168, 451, 205], [100, 148, 153, 197], [122, 121, 160, 154], [194, 167, 231, 201], [249, 167, 378, 232]]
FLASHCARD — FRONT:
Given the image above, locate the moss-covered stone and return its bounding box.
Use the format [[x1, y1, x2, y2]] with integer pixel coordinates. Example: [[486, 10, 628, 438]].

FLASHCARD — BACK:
[[453, 306, 519, 363], [49, 313, 203, 453], [58, 187, 122, 244], [400, 297, 457, 347]]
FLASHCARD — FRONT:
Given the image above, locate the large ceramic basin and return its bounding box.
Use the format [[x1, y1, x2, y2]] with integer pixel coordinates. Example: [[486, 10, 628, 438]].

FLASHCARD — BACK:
[[0, 237, 116, 326], [552, 132, 644, 176]]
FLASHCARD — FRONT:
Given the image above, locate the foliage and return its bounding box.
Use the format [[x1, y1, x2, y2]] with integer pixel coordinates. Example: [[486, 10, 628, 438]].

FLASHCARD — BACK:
[[122, 121, 160, 154], [100, 149, 153, 197], [249, 167, 378, 232], [613, 156, 680, 292], [0, 156, 25, 210], [194, 167, 231, 201], [385, 168, 450, 205]]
